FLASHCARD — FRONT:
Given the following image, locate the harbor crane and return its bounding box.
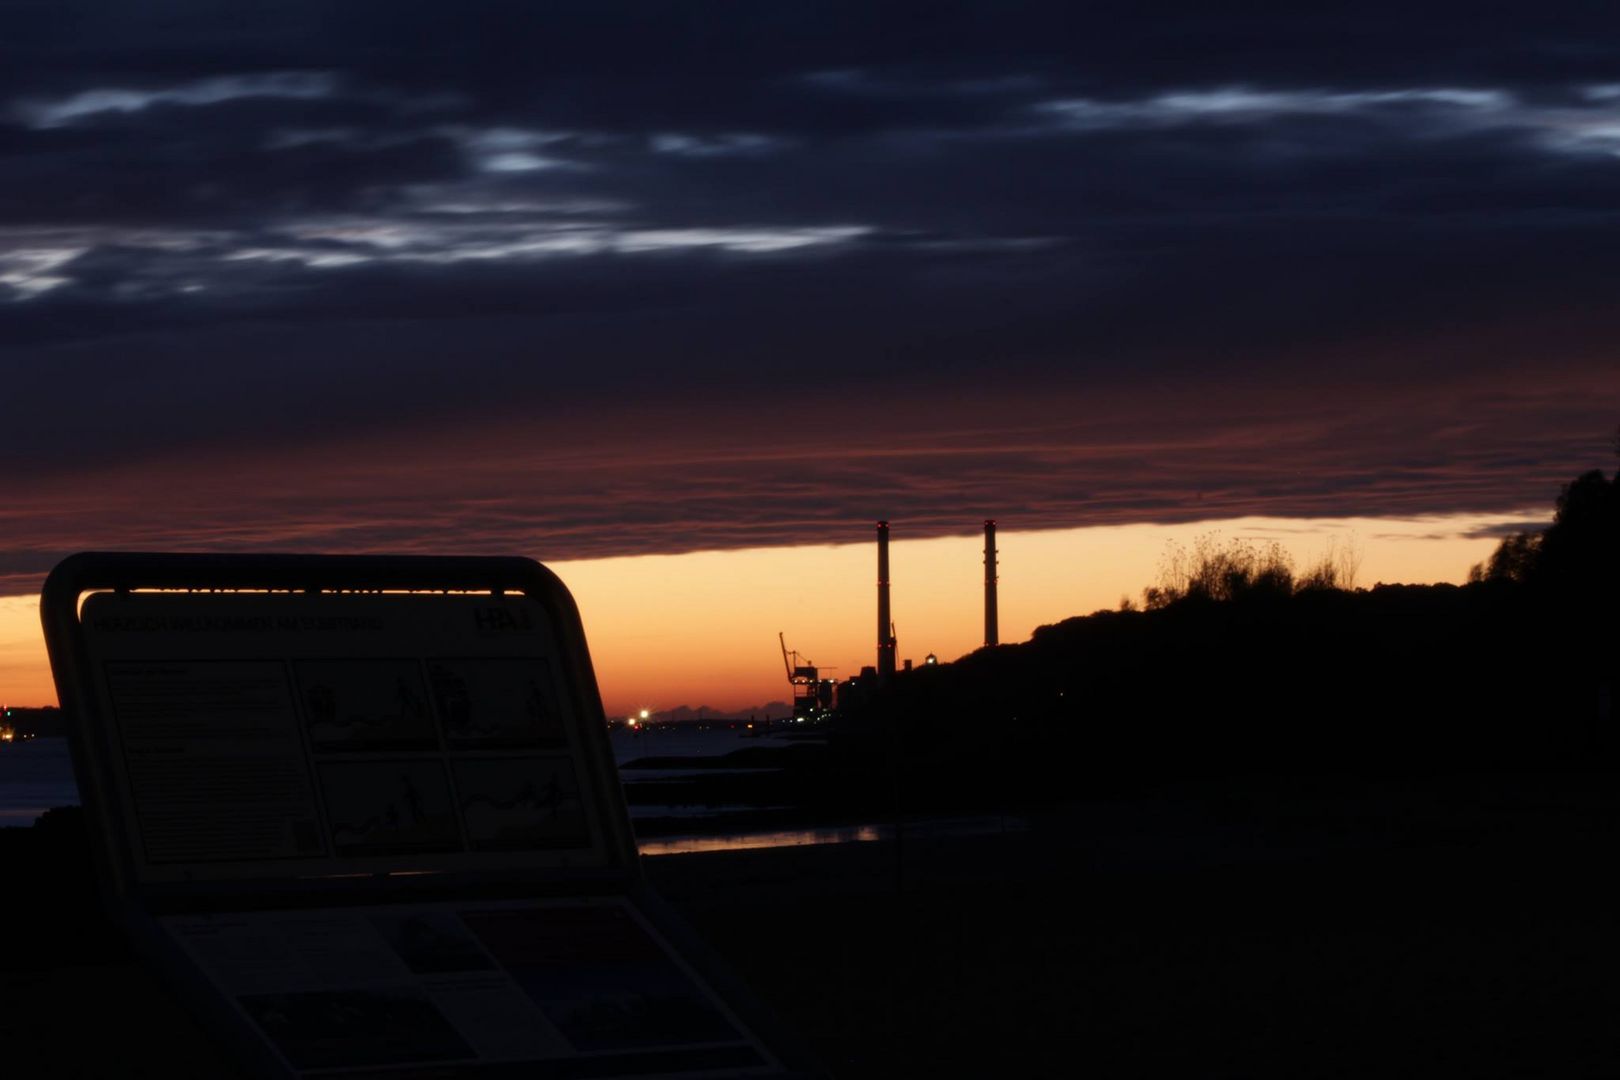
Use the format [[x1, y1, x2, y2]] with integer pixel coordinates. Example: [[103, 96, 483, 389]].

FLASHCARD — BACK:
[[778, 632, 836, 722]]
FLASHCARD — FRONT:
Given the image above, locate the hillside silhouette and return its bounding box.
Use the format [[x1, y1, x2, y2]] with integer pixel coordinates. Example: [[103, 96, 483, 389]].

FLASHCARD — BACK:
[[830, 453, 1620, 814]]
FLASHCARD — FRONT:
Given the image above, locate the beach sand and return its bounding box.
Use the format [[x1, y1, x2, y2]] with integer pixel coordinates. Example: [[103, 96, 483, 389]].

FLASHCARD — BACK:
[[3, 773, 1618, 1077]]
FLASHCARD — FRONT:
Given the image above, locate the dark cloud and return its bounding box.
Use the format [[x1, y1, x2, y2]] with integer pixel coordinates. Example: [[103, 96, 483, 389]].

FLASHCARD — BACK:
[[0, 363, 1608, 595], [2, 1, 1618, 591]]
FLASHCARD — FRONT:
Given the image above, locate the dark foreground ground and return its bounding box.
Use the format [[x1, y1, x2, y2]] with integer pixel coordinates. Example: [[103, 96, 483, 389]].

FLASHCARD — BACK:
[[4, 769, 1619, 1078]]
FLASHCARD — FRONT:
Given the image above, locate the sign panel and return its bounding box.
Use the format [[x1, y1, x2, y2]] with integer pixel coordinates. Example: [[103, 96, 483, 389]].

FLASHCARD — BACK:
[[77, 591, 618, 883]]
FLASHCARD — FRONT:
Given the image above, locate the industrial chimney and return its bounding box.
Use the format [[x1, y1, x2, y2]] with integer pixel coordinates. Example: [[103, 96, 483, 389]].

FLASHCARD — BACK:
[[877, 521, 896, 678], [984, 519, 999, 647]]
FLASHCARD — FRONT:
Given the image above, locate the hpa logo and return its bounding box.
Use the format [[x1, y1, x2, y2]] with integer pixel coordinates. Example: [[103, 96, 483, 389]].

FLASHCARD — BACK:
[[473, 605, 537, 635]]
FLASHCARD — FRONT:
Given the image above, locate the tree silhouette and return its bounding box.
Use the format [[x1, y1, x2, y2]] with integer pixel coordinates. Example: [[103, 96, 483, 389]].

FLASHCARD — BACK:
[[1468, 531, 1540, 584], [1471, 430, 1620, 599], [1539, 467, 1620, 598]]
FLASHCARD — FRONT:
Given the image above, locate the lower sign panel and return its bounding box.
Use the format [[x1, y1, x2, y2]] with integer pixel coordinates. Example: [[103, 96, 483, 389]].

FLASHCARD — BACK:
[[162, 897, 780, 1078]]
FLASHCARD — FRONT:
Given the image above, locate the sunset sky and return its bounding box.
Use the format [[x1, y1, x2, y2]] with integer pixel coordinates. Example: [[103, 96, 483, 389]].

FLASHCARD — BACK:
[[2, 3, 1617, 712]]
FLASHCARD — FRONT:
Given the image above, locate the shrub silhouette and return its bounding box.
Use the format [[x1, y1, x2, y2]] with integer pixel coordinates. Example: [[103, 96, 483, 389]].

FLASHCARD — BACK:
[[1144, 534, 1358, 608]]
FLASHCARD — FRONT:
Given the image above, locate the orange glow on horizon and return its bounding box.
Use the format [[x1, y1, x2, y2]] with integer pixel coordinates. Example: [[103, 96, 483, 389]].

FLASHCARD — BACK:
[[0, 511, 1543, 715]]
